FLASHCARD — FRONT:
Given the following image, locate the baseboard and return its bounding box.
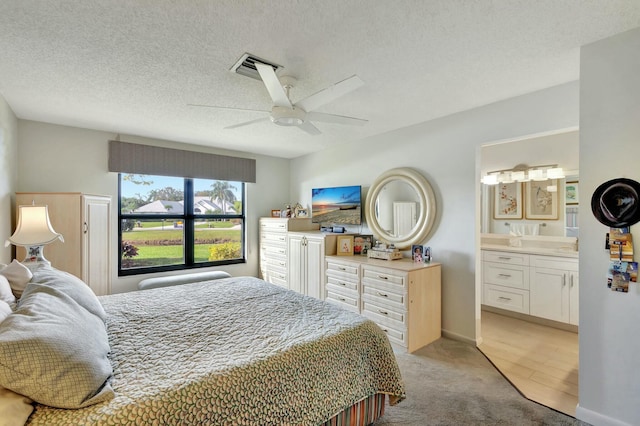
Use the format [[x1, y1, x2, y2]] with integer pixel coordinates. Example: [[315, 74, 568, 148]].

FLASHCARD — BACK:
[[576, 405, 634, 426], [481, 305, 578, 333], [441, 329, 476, 345]]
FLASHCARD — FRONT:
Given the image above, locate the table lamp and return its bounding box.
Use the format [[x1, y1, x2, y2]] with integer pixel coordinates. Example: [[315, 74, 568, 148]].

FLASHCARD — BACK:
[[4, 205, 64, 266]]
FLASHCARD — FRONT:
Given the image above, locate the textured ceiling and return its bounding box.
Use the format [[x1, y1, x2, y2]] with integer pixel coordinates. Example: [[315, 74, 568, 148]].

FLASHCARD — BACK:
[[1, 1, 640, 159]]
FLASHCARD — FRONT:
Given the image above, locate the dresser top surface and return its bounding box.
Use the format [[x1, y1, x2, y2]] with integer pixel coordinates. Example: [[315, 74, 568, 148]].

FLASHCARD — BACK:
[[326, 255, 441, 272]]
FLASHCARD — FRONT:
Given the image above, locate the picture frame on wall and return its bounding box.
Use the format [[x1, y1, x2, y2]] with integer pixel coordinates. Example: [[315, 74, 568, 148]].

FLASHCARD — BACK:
[[493, 182, 523, 219], [565, 181, 579, 205], [337, 235, 354, 256], [525, 179, 559, 220]]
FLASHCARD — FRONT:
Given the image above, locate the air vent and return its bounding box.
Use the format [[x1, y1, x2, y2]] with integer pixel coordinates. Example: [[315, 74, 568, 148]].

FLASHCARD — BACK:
[[230, 53, 283, 81]]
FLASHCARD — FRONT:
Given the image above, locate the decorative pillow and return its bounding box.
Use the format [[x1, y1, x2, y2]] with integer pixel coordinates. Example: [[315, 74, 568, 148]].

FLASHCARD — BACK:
[[0, 301, 11, 324], [28, 265, 106, 320], [0, 385, 33, 426], [0, 280, 114, 409], [0, 261, 32, 298], [0, 276, 15, 305]]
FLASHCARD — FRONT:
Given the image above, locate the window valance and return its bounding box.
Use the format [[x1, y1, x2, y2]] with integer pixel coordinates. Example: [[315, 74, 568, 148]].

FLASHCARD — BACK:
[[108, 140, 256, 183]]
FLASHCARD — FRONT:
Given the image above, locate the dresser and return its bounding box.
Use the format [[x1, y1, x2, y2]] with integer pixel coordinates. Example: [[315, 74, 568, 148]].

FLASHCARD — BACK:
[[258, 218, 317, 288], [325, 256, 441, 353], [15, 192, 112, 295]]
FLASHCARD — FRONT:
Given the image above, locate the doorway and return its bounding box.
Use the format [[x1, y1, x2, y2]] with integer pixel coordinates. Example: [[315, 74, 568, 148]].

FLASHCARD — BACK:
[[476, 128, 579, 416]]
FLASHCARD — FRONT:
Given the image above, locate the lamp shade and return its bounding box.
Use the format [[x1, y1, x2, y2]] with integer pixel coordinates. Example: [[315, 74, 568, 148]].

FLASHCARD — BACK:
[[5, 205, 64, 247]]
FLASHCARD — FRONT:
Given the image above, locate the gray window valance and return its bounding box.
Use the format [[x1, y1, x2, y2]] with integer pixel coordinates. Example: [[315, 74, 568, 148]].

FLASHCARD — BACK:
[[108, 140, 256, 183]]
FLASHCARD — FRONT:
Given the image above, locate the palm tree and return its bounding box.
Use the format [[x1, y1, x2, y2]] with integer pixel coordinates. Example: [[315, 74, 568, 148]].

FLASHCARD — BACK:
[[210, 181, 237, 215]]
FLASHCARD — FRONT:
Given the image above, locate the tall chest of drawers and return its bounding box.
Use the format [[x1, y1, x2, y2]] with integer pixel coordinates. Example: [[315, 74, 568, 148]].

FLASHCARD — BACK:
[[325, 256, 441, 353], [259, 218, 317, 288]]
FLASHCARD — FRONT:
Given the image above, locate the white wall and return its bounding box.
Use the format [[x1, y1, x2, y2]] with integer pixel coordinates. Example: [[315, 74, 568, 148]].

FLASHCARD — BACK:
[[577, 27, 640, 426], [290, 81, 579, 343], [16, 121, 291, 293], [0, 94, 18, 264]]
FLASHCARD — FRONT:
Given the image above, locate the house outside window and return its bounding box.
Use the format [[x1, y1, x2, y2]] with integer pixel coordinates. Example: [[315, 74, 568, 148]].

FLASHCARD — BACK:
[[118, 173, 245, 276]]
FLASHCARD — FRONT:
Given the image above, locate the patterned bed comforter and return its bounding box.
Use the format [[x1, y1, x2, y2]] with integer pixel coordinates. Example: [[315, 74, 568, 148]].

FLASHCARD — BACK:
[[27, 276, 405, 425]]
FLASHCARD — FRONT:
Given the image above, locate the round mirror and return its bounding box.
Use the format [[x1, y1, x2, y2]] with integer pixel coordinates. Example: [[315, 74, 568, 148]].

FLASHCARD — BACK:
[[365, 167, 436, 249]]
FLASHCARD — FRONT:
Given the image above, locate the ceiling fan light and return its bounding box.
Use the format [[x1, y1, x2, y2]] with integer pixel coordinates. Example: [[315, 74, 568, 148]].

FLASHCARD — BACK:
[[271, 106, 305, 126]]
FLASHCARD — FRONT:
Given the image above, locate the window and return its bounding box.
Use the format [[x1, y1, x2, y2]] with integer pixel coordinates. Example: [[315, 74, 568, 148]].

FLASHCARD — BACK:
[[118, 173, 245, 276]]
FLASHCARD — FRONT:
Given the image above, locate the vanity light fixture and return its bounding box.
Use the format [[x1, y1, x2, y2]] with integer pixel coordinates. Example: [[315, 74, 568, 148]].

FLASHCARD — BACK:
[[481, 164, 565, 185]]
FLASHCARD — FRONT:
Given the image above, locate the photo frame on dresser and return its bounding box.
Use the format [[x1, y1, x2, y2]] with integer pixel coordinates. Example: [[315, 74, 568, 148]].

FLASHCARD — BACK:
[[337, 235, 354, 256], [493, 182, 523, 219], [525, 180, 558, 220]]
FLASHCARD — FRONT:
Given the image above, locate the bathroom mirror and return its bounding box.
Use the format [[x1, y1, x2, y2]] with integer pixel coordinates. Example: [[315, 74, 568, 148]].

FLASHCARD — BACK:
[[365, 167, 436, 249]]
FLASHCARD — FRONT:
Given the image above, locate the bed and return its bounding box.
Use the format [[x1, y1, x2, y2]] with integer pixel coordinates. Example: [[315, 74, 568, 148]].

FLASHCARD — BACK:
[[0, 264, 405, 426]]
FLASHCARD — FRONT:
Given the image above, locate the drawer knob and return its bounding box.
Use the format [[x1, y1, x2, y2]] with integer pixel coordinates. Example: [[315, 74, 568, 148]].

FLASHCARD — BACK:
[[339, 282, 346, 286], [498, 296, 512, 301], [378, 309, 389, 316], [376, 292, 388, 298], [498, 274, 512, 278], [378, 275, 389, 280], [498, 256, 512, 260], [339, 297, 346, 302], [339, 267, 346, 271]]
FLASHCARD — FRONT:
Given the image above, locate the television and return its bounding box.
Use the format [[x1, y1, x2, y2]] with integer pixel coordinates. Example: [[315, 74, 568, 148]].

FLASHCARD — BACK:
[[311, 185, 362, 225]]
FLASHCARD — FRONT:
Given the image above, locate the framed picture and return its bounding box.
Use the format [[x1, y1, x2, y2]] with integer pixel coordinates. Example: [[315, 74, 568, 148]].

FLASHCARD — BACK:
[[411, 244, 424, 263], [296, 208, 309, 218], [271, 209, 281, 218], [493, 182, 523, 219], [337, 235, 354, 256], [354, 235, 373, 255], [565, 181, 579, 205], [525, 180, 558, 220]]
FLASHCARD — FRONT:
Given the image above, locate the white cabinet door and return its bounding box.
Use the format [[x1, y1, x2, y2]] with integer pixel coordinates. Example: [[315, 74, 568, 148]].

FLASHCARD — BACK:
[[287, 234, 304, 295], [569, 272, 579, 325], [305, 235, 325, 300], [82, 195, 111, 296], [530, 267, 568, 323]]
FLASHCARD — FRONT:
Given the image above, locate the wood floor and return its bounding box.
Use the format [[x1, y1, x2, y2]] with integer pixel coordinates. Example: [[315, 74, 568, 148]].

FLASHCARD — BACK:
[[478, 310, 579, 417]]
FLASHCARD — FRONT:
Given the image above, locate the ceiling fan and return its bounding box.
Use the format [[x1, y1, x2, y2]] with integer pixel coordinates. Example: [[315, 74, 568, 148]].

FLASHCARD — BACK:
[[190, 62, 367, 135]]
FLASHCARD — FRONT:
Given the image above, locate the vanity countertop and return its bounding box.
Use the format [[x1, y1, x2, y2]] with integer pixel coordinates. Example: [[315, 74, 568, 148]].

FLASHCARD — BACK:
[[481, 233, 578, 259], [481, 243, 578, 258]]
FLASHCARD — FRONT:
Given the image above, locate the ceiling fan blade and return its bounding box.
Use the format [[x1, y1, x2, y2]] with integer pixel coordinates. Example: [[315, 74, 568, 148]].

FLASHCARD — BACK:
[[298, 121, 322, 135], [255, 63, 292, 108], [306, 111, 368, 126], [295, 75, 364, 112], [188, 103, 269, 113], [224, 117, 270, 129]]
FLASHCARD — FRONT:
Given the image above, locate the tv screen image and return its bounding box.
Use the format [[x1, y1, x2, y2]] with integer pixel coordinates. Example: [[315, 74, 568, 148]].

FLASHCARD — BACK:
[[311, 185, 362, 225]]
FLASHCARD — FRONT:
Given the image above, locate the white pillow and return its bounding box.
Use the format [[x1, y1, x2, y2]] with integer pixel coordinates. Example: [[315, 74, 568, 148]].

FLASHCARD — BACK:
[[0, 261, 32, 298], [0, 385, 34, 426], [0, 276, 15, 305], [0, 301, 11, 324]]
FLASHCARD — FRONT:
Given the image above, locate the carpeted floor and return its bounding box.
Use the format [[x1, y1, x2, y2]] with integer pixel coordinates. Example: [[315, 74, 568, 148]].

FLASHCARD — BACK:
[[375, 338, 591, 425]]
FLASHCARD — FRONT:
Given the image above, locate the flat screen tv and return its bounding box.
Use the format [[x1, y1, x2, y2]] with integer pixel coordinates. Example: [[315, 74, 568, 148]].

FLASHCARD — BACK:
[[311, 185, 362, 225]]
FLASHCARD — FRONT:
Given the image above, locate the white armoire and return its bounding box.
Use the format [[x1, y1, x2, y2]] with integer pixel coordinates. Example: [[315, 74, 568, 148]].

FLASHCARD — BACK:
[[15, 192, 112, 295]]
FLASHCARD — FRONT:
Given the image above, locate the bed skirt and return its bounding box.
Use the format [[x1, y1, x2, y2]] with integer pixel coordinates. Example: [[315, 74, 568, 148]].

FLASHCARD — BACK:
[[322, 393, 386, 426]]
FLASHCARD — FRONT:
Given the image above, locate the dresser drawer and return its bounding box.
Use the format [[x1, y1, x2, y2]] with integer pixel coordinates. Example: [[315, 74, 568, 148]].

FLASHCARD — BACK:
[[483, 262, 529, 290], [326, 261, 360, 279], [377, 326, 405, 347], [260, 232, 288, 245], [362, 299, 405, 323], [259, 219, 288, 233], [261, 244, 287, 259], [362, 285, 405, 306], [482, 250, 529, 266], [483, 284, 530, 314], [263, 269, 288, 288], [362, 266, 407, 288], [326, 276, 359, 293], [326, 290, 360, 312]]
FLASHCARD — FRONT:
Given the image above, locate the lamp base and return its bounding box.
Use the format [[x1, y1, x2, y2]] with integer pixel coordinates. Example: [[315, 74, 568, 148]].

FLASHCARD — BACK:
[[22, 245, 52, 265]]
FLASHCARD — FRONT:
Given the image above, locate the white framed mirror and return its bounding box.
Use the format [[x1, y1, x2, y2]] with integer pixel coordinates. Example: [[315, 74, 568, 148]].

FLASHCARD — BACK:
[[365, 167, 436, 249]]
